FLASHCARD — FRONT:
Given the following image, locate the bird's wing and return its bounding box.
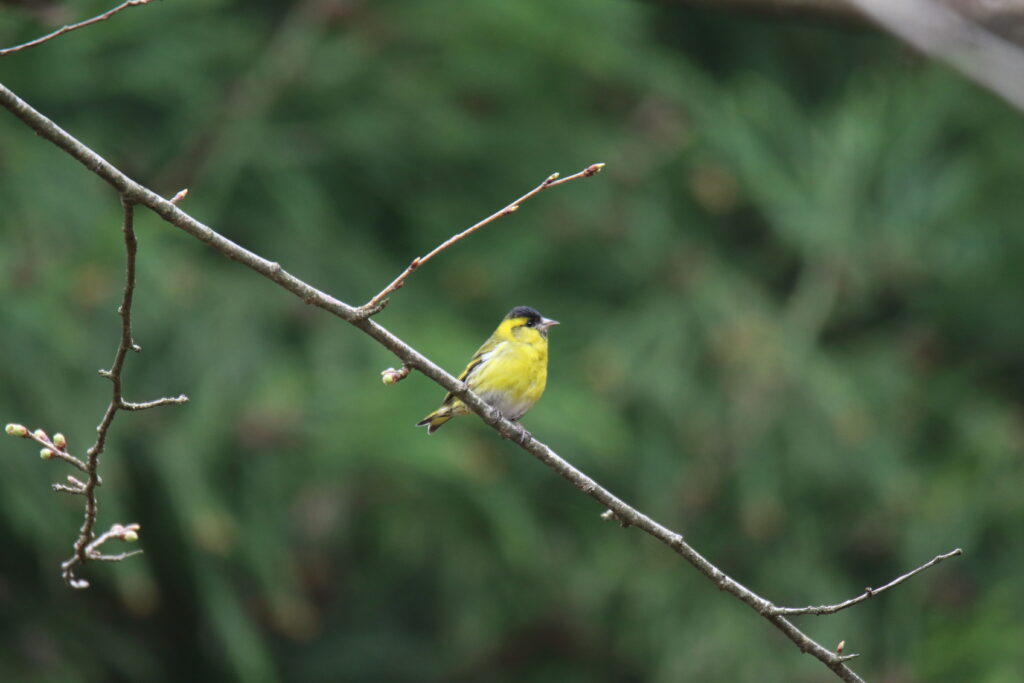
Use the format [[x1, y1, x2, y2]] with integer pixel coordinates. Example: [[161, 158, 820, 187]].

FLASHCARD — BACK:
[[441, 339, 506, 406]]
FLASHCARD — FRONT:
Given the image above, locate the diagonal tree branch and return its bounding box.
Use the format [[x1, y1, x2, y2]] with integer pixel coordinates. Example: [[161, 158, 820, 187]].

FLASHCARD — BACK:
[[0, 80, 961, 681], [846, 0, 1024, 114], [0, 0, 154, 57]]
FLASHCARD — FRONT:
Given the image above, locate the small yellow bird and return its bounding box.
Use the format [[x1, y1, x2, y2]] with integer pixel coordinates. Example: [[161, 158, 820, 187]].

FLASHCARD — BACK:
[[417, 306, 559, 434]]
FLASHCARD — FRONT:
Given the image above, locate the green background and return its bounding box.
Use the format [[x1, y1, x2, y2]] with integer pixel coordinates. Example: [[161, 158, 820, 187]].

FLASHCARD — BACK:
[[2, 1, 1022, 681]]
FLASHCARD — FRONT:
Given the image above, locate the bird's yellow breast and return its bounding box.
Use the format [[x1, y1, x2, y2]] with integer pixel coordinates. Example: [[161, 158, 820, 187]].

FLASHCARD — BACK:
[[467, 333, 548, 420]]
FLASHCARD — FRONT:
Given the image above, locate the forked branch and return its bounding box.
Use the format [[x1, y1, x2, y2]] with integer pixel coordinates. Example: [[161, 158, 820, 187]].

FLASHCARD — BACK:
[[0, 81, 963, 680], [4, 196, 188, 588]]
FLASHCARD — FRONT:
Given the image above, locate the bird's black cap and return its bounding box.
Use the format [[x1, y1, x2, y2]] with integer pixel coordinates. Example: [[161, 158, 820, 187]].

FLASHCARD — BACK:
[[506, 306, 542, 323]]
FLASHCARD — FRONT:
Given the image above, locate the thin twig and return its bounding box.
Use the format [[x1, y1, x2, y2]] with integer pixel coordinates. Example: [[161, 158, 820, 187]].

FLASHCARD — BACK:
[[57, 198, 188, 589], [0, 82, 964, 681], [358, 163, 605, 314], [0, 0, 154, 57], [122, 395, 190, 410], [771, 548, 964, 616], [22, 427, 88, 472]]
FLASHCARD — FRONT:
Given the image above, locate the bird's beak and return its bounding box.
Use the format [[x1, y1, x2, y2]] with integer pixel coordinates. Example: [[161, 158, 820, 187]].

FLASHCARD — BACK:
[[537, 317, 560, 333]]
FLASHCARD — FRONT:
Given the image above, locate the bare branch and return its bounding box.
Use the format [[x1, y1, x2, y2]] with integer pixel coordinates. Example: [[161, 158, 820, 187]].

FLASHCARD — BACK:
[[771, 548, 963, 616], [122, 395, 190, 411], [14, 426, 88, 472], [0, 82, 961, 681], [661, 0, 1024, 42], [661, 0, 864, 21], [56, 198, 187, 589], [358, 163, 605, 314], [659, 1, 1024, 111], [846, 0, 1024, 114], [0, 0, 154, 57]]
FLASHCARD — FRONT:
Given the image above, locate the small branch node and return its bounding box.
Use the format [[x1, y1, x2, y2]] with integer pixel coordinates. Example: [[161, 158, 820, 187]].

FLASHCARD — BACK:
[[600, 508, 632, 527], [170, 188, 189, 204], [353, 298, 389, 320]]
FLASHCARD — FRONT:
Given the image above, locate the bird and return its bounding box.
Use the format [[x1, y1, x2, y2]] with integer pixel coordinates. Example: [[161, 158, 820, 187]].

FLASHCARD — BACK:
[[416, 306, 559, 434]]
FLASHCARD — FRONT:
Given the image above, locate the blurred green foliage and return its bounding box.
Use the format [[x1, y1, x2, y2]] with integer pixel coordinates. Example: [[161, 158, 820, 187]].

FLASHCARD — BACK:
[[2, 0, 1023, 681]]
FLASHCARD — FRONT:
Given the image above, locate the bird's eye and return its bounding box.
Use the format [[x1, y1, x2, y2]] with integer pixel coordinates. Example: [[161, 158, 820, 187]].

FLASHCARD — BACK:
[[525, 319, 535, 327]]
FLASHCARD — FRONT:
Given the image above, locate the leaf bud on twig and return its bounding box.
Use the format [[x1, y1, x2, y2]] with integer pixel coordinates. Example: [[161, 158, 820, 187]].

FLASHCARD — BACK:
[[5, 423, 28, 437]]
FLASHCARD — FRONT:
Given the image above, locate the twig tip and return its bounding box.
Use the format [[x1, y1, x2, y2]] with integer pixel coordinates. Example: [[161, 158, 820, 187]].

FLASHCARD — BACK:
[[5, 423, 28, 437]]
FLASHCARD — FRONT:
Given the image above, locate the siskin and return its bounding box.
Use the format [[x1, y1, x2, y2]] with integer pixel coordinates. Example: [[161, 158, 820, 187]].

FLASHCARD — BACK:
[[417, 306, 559, 434]]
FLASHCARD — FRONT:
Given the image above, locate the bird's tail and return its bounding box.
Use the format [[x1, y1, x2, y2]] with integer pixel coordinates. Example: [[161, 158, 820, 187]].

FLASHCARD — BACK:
[[416, 409, 452, 434]]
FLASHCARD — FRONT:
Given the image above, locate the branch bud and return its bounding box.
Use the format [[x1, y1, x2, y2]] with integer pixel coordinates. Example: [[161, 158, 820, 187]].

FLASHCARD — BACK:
[[836, 640, 845, 654], [5, 423, 28, 437], [381, 366, 410, 385], [33, 428, 47, 441], [53, 433, 67, 450], [123, 529, 139, 542], [40, 448, 54, 460]]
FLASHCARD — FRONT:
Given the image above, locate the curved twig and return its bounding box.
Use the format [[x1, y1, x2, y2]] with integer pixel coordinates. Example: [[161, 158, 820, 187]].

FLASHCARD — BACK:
[[358, 163, 605, 314], [772, 548, 963, 616], [0, 0, 154, 57]]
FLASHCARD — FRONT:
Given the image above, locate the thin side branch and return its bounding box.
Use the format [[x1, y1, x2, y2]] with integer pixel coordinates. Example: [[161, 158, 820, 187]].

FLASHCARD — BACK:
[[358, 163, 605, 313], [0, 0, 154, 57], [24, 427, 87, 472], [771, 548, 964, 616], [57, 198, 188, 589], [0, 82, 963, 681], [122, 395, 190, 411]]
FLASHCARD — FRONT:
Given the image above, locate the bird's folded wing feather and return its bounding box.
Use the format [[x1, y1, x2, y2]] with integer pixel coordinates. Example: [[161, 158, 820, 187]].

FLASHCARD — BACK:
[[441, 339, 507, 406]]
